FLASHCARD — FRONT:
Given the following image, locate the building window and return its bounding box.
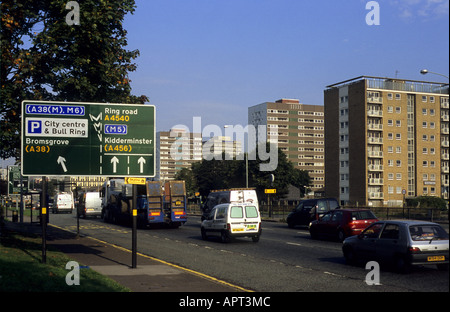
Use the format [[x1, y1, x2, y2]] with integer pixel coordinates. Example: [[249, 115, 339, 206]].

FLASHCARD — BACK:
[[396, 146, 401, 153], [387, 106, 393, 113], [396, 173, 402, 180], [423, 161, 428, 167], [396, 160, 401, 167], [387, 93, 393, 100], [422, 95, 427, 102], [422, 108, 427, 115], [430, 96, 435, 103], [387, 119, 393, 126], [396, 120, 401, 127], [395, 106, 401, 113], [395, 94, 401, 100], [422, 121, 427, 128], [396, 133, 401, 140], [430, 109, 435, 116], [388, 173, 394, 180]]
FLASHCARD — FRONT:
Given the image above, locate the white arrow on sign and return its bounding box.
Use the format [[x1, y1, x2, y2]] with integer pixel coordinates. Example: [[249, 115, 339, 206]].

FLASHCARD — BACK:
[[138, 157, 146, 173], [57, 156, 68, 172], [111, 156, 119, 173]]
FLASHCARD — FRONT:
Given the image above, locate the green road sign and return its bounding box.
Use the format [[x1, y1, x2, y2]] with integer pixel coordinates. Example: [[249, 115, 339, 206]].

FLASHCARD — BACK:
[[8, 165, 28, 195], [21, 101, 155, 177]]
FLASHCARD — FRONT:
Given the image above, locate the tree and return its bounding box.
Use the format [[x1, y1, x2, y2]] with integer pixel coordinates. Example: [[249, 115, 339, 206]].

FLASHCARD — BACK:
[[188, 144, 312, 201], [173, 167, 197, 198], [1, 0, 148, 160]]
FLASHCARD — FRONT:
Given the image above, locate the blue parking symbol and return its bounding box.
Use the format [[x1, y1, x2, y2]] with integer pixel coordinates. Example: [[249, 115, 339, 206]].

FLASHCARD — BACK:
[[28, 120, 42, 134]]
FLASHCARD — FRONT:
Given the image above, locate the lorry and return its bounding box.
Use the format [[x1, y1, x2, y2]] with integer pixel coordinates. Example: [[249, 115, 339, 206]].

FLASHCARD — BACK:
[[52, 192, 74, 214], [101, 179, 187, 228], [200, 188, 258, 220]]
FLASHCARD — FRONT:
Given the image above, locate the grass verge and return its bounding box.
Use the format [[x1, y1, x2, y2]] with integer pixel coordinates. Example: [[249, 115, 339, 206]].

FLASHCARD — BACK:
[[0, 230, 130, 292]]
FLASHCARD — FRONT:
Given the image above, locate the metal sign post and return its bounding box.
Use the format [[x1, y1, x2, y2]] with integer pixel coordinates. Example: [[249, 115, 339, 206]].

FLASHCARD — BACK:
[[41, 176, 47, 264], [132, 184, 137, 268]]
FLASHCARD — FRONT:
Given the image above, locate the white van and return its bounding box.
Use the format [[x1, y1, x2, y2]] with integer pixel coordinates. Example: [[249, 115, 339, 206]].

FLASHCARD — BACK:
[[53, 192, 74, 214], [201, 203, 262, 243], [201, 189, 258, 220], [78, 192, 102, 218]]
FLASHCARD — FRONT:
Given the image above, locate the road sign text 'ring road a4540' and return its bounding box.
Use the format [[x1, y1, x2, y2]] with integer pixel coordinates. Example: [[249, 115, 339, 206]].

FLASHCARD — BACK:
[[21, 101, 155, 177]]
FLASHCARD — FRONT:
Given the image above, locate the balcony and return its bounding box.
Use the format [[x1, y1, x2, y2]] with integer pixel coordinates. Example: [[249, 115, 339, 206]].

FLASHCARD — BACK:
[[368, 151, 383, 158], [442, 166, 450, 173], [368, 110, 383, 117], [442, 154, 450, 160], [368, 192, 384, 199], [441, 101, 449, 109], [368, 164, 383, 171], [441, 128, 449, 134], [368, 137, 383, 144], [442, 141, 449, 147], [368, 178, 384, 185], [368, 124, 383, 131], [367, 96, 383, 104], [441, 115, 449, 121]]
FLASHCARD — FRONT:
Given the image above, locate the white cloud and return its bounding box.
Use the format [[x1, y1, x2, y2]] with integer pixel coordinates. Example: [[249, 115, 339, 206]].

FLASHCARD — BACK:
[[390, 0, 449, 20]]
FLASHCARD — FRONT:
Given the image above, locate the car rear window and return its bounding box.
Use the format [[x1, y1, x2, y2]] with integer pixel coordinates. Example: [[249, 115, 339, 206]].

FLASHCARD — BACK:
[[351, 210, 377, 220], [245, 206, 258, 218], [230, 206, 243, 218], [409, 225, 449, 241]]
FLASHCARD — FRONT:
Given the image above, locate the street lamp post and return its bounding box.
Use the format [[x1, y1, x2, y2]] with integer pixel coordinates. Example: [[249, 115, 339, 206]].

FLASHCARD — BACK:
[[420, 69, 449, 80]]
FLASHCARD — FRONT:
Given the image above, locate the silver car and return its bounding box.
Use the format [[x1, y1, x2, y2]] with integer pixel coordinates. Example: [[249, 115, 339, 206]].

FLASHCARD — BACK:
[[342, 220, 449, 272]]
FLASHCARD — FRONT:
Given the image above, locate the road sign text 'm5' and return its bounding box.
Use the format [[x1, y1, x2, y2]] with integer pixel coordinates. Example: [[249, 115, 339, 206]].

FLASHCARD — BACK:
[[21, 101, 155, 177]]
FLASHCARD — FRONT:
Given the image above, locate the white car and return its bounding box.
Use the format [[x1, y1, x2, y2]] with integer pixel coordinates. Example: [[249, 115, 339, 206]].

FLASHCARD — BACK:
[[201, 203, 261, 243]]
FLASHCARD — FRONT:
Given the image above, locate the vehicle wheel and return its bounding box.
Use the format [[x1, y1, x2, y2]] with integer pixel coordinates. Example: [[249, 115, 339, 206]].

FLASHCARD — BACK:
[[221, 231, 231, 243], [287, 222, 295, 229], [252, 235, 260, 242], [343, 246, 356, 265], [337, 230, 346, 242], [437, 263, 449, 271], [201, 228, 207, 240], [309, 229, 318, 239]]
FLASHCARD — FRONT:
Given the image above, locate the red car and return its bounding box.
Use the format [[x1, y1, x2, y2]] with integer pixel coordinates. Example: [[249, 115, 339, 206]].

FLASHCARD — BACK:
[[309, 209, 378, 241]]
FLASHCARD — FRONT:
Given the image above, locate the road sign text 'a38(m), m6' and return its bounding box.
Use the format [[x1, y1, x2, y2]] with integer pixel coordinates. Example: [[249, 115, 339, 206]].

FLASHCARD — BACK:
[[21, 101, 156, 177]]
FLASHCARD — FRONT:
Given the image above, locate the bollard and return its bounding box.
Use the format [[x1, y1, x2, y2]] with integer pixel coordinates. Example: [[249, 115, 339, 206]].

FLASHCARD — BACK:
[[12, 210, 18, 222]]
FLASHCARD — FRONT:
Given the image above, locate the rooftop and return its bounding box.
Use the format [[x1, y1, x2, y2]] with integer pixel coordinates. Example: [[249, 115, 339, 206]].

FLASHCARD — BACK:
[[326, 76, 449, 95]]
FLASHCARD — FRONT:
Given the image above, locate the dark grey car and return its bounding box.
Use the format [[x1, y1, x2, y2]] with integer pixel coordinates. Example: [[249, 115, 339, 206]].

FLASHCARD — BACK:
[[342, 220, 449, 272]]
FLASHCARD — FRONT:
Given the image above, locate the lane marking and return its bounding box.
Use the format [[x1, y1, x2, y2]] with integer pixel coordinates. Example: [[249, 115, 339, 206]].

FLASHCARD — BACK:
[[286, 242, 302, 246]]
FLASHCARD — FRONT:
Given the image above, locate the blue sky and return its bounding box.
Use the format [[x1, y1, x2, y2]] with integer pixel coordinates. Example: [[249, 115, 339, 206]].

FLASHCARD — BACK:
[[124, 0, 449, 132], [1, 0, 449, 168]]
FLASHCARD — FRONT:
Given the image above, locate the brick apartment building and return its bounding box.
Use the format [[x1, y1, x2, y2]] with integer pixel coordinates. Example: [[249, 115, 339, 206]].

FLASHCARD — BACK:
[[248, 99, 325, 194], [324, 76, 449, 206]]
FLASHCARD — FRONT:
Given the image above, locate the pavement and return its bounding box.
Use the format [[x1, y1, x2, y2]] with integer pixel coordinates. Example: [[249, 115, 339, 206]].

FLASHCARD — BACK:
[[2, 219, 246, 293]]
